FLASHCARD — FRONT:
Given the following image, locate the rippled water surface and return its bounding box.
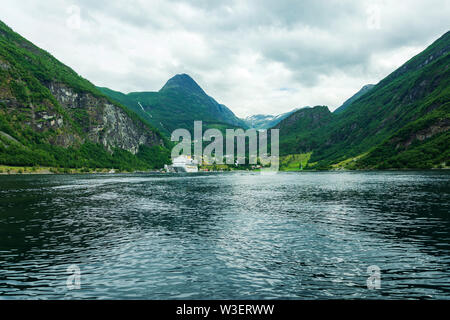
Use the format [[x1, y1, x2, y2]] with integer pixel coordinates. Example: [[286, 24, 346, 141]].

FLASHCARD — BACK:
[[0, 171, 449, 299]]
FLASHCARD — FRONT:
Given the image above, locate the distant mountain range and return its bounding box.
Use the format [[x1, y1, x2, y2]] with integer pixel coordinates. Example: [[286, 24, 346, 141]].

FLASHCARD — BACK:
[[100, 75, 302, 133], [98, 74, 247, 135], [0, 18, 448, 171], [243, 108, 302, 129], [277, 30, 450, 169]]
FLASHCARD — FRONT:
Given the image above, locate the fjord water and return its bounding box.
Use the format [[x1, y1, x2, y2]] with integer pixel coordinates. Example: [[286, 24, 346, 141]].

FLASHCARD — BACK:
[[0, 171, 449, 299]]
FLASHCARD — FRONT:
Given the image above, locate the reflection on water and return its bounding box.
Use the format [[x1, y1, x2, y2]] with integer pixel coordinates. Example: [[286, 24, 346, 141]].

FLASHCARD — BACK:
[[0, 171, 449, 299]]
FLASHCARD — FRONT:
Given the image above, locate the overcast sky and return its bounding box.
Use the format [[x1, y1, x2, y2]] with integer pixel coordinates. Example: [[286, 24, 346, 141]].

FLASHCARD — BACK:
[[1, 1, 449, 117]]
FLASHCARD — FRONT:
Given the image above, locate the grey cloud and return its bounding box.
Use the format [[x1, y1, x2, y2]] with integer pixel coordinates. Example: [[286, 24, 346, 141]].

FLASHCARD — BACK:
[[1, 0, 449, 116]]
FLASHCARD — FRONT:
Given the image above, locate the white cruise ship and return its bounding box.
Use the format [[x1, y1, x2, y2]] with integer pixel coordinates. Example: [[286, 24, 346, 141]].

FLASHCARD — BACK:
[[172, 155, 199, 173]]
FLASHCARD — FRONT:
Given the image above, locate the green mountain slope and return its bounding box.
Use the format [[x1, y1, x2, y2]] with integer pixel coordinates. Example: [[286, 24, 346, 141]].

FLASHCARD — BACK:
[[276, 30, 450, 169], [0, 20, 169, 170], [334, 84, 375, 114], [276, 106, 333, 154], [355, 102, 450, 169], [99, 74, 247, 135]]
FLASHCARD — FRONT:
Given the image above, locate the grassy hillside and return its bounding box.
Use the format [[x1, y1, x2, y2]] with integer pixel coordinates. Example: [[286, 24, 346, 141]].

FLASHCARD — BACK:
[[279, 153, 312, 171]]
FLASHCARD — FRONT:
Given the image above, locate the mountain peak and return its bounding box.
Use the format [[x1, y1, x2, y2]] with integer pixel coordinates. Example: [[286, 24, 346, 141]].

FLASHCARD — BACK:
[[160, 73, 205, 94], [334, 84, 375, 114]]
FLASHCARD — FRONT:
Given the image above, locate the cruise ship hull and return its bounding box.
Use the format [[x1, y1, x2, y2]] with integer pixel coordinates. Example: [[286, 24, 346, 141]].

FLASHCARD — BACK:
[[172, 165, 198, 173]]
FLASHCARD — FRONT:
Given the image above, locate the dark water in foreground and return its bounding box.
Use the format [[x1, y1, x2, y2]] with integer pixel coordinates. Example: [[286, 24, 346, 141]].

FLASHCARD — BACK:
[[0, 171, 449, 299]]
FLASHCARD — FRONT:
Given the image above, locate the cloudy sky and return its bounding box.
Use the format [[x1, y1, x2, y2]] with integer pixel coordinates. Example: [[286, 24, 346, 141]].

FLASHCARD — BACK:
[[1, 0, 449, 117]]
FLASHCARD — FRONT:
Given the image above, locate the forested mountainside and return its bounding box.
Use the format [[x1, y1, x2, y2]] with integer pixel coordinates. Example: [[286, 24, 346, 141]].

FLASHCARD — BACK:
[[0, 20, 170, 171], [99, 74, 247, 135], [277, 31, 449, 169]]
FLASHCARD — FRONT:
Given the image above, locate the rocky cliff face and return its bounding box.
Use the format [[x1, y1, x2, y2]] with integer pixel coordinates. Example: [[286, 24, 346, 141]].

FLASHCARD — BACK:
[[48, 82, 163, 154], [399, 120, 449, 148], [0, 77, 163, 154]]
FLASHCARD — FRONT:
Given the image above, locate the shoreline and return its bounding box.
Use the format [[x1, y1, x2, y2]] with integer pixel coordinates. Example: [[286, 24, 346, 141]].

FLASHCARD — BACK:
[[0, 165, 162, 175], [1, 165, 448, 175]]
